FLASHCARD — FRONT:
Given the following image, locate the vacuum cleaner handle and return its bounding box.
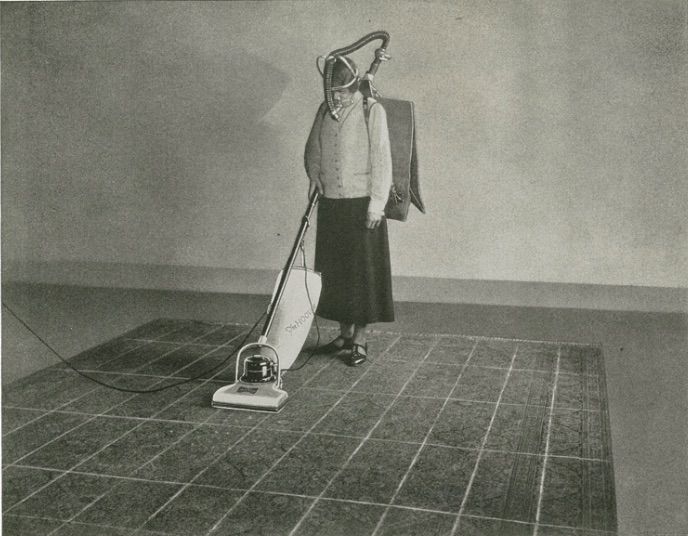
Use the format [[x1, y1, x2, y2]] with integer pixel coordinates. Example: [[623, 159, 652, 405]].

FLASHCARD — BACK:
[[261, 191, 320, 338]]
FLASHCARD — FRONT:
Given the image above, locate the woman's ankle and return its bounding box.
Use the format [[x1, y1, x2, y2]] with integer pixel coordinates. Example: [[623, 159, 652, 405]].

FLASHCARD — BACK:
[[333, 335, 350, 347], [352, 324, 368, 348], [339, 323, 354, 340]]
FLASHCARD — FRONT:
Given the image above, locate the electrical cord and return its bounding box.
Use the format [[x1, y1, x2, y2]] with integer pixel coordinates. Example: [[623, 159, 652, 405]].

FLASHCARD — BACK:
[[1, 300, 266, 394]]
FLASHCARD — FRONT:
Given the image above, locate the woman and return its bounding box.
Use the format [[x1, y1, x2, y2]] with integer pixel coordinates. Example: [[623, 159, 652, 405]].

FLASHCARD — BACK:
[[304, 55, 394, 366]]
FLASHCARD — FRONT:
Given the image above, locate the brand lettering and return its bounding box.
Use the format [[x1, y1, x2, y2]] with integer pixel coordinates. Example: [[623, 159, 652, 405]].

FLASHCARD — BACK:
[[285, 309, 313, 335]]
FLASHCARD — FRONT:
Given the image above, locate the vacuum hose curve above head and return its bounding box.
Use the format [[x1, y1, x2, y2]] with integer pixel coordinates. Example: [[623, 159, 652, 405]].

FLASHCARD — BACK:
[[322, 31, 392, 120]]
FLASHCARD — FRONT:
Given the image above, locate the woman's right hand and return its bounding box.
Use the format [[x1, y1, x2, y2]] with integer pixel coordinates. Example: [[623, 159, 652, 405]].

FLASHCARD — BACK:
[[309, 178, 324, 198]]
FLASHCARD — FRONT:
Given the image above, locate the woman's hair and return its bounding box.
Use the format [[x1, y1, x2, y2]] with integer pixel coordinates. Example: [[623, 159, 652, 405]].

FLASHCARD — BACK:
[[331, 56, 359, 92]]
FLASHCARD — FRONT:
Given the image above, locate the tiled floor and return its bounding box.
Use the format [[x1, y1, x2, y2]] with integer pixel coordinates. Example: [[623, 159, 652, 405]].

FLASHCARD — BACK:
[[2, 318, 617, 536]]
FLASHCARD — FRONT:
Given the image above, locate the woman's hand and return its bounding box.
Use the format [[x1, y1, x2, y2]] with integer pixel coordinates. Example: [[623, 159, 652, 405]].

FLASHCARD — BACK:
[[366, 211, 383, 230], [309, 179, 323, 198]]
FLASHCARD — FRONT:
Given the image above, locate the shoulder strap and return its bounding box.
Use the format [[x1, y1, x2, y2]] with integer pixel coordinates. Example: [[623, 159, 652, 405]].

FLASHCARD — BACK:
[[362, 96, 381, 138], [363, 96, 373, 125]]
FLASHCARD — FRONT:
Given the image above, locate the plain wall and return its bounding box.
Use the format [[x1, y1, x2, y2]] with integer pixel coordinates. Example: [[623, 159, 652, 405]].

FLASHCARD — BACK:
[[2, 1, 687, 288]]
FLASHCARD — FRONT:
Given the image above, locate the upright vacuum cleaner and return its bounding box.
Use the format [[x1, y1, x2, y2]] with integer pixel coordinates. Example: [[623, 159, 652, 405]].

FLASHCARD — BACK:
[[212, 191, 322, 412]]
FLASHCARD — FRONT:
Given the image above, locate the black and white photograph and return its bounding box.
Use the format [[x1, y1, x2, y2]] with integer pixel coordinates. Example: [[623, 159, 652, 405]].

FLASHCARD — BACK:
[[1, 1, 686, 535]]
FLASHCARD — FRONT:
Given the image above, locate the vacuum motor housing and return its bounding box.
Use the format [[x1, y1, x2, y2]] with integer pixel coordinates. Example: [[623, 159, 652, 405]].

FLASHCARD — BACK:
[[241, 354, 277, 383]]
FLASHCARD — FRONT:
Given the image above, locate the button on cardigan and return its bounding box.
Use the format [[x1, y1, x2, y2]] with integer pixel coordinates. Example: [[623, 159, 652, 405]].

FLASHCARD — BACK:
[[305, 91, 393, 216]]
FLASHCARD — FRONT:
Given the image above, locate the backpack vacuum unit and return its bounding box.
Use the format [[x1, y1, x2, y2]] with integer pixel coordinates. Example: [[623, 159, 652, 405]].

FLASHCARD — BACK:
[[212, 191, 322, 412]]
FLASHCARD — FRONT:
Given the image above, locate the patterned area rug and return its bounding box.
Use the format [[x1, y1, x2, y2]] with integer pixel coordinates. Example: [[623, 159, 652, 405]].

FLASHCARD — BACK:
[[2, 318, 617, 536]]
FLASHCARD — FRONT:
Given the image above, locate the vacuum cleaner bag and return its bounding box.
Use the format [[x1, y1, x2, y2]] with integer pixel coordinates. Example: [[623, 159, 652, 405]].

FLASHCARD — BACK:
[[264, 267, 321, 370]]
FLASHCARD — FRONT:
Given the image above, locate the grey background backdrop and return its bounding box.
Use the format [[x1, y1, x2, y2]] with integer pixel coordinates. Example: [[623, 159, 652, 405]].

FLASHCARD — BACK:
[[1, 3, 687, 534], [2, 0, 686, 290]]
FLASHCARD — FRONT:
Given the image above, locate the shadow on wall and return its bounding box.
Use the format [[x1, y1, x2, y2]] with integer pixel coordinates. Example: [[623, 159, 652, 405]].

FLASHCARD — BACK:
[[2, 2, 291, 264]]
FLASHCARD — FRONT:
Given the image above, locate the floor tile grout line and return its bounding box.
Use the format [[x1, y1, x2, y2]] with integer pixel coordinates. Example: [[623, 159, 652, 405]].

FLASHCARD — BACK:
[[4, 408, 258, 431], [299, 387, 604, 413], [285, 335, 443, 536], [419, 361, 601, 379], [47, 321, 293, 536], [4, 511, 150, 535], [126, 337, 242, 348], [368, 339, 481, 536], [421, 442, 607, 463], [5, 415, 130, 517], [128, 341, 348, 534], [3, 321, 327, 528], [533, 346, 562, 536], [368, 339, 482, 536], [0, 505, 619, 536], [127, 418, 267, 532], [59, 333, 160, 367], [1, 406, 79, 440], [5, 411, 150, 519], [205, 334, 404, 536], [5, 414, 107, 476], [363, 328, 601, 348], [35, 356, 604, 383], [3, 326, 245, 520], [118, 325, 261, 422], [257, 426, 611, 463], [320, 496, 616, 533], [0, 332, 173, 438], [8, 464, 513, 518], [449, 343, 521, 536], [11, 464, 471, 506], [127, 324, 282, 420], [3, 389, 604, 419], [71, 325, 186, 372], [5, 325, 243, 477], [1, 408, 48, 438], [3, 349, 339, 438], [134, 325, 339, 430], [304, 358, 601, 377], [100, 323, 234, 376], [22, 368, 239, 385], [40, 405, 253, 536], [135, 327, 254, 379], [46, 370, 200, 381], [9, 421, 612, 479], [3, 338, 183, 468], [1, 323, 188, 439], [201, 334, 407, 536]]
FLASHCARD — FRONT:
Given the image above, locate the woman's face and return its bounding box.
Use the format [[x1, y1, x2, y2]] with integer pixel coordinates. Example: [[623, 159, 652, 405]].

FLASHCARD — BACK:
[[332, 89, 355, 109]]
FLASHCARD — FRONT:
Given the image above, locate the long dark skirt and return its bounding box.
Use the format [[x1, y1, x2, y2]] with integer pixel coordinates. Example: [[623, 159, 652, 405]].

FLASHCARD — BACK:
[[315, 197, 394, 325]]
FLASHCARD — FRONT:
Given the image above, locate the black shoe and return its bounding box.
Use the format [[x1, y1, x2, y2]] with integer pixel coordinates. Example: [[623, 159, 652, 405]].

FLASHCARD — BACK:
[[347, 343, 368, 367], [315, 336, 353, 355]]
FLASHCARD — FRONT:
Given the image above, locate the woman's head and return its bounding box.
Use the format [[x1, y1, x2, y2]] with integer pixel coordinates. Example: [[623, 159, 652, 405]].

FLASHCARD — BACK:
[[330, 55, 359, 93]]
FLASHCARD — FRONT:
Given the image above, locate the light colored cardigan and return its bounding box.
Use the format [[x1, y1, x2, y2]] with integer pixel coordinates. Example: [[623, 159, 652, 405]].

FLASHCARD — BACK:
[[305, 91, 393, 216]]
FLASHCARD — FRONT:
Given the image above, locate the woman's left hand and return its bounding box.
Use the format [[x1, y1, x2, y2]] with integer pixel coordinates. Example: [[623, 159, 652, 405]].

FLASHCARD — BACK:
[[366, 212, 383, 230]]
